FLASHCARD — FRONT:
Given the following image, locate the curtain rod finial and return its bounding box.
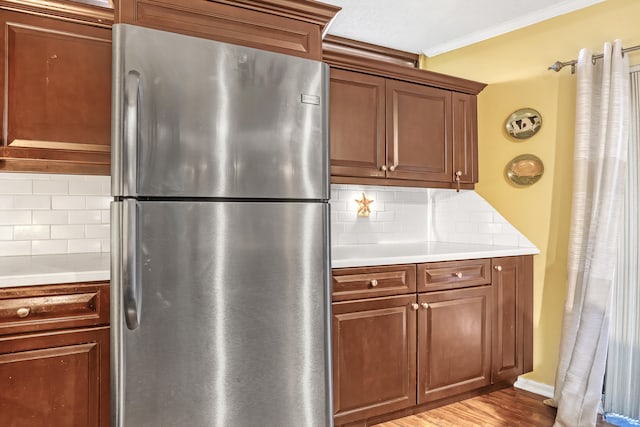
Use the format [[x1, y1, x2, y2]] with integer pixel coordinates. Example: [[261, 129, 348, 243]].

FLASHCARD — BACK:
[[549, 61, 564, 72]]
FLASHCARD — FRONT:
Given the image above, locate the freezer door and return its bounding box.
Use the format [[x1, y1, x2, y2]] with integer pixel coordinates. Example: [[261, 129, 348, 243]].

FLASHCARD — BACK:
[[111, 24, 329, 200], [111, 200, 332, 427]]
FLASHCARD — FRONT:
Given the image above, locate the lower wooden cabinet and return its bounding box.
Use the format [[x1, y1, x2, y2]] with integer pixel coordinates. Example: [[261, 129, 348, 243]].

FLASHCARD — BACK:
[[332, 294, 417, 425], [0, 282, 110, 427], [332, 255, 533, 426], [417, 286, 491, 403], [0, 327, 109, 427], [492, 256, 534, 383]]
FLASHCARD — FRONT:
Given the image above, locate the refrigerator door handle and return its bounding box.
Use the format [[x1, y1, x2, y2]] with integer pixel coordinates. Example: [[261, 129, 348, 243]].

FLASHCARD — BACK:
[[123, 199, 140, 330], [123, 70, 141, 197]]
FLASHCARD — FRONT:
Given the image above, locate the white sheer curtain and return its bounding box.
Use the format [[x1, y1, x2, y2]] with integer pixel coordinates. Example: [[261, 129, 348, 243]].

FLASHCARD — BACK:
[[604, 66, 640, 421], [548, 40, 630, 427]]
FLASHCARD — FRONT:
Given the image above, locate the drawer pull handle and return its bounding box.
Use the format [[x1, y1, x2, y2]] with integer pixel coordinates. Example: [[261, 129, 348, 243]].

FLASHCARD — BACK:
[[455, 272, 463, 278], [495, 265, 503, 272], [411, 303, 419, 311], [421, 302, 429, 309], [16, 307, 30, 318], [370, 279, 378, 287]]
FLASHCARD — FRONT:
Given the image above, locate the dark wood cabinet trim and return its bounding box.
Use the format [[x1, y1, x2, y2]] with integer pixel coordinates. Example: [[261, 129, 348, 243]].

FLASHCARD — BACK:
[[330, 175, 475, 190], [0, 0, 114, 28], [214, 0, 341, 31], [323, 35, 419, 68], [116, 0, 339, 60], [323, 57, 486, 96], [522, 255, 534, 373]]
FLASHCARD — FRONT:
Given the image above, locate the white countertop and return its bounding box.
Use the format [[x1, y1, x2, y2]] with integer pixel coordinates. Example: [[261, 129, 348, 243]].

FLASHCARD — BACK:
[[0, 241, 539, 287], [0, 253, 110, 288], [331, 241, 539, 268]]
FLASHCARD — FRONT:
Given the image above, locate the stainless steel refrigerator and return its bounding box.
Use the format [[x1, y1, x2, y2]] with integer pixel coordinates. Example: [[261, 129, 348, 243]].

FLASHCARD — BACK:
[[110, 24, 332, 427]]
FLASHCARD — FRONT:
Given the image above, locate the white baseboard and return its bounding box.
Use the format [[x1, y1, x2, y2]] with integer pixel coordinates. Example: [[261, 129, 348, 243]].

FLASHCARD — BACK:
[[514, 377, 555, 398]]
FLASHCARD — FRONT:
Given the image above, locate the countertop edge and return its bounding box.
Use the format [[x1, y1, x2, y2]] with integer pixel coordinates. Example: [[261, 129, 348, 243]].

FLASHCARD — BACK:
[[331, 247, 540, 269]]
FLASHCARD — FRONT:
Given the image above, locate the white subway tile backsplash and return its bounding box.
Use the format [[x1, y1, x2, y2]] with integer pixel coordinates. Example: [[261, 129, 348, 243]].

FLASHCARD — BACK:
[[331, 184, 535, 250], [0, 196, 13, 209], [0, 241, 31, 256], [86, 224, 110, 239], [13, 225, 50, 240], [0, 210, 32, 225], [52, 196, 85, 210], [33, 210, 69, 225], [69, 210, 102, 224], [0, 179, 32, 194], [51, 225, 85, 240], [0, 173, 111, 255], [32, 240, 68, 255], [85, 196, 111, 210], [68, 239, 101, 253], [33, 180, 68, 195], [0, 226, 12, 240], [13, 195, 51, 210], [69, 179, 104, 195]]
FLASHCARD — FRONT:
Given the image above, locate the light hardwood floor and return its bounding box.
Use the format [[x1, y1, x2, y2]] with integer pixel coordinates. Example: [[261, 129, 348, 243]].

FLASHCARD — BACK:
[[372, 388, 613, 427]]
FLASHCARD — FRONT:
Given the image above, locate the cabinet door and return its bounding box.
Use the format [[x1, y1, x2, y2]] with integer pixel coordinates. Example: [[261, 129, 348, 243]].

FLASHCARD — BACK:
[[386, 80, 452, 182], [330, 69, 386, 178], [0, 10, 111, 174], [452, 92, 478, 184], [332, 295, 416, 425], [492, 256, 534, 383], [417, 286, 491, 404], [0, 327, 110, 426]]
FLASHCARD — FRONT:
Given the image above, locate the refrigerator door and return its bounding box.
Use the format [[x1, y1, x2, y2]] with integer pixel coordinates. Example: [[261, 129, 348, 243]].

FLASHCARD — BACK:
[[112, 200, 332, 427], [111, 24, 329, 200]]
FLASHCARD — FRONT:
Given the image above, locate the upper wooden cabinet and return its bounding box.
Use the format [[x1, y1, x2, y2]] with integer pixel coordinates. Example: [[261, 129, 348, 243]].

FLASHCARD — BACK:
[[329, 69, 386, 178], [325, 36, 485, 190], [452, 92, 479, 185], [116, 0, 340, 60], [328, 68, 479, 189], [0, 7, 112, 174], [385, 79, 452, 182]]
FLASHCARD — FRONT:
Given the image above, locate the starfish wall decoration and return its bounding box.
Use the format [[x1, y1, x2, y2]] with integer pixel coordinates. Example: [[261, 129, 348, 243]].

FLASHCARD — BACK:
[[355, 193, 374, 217]]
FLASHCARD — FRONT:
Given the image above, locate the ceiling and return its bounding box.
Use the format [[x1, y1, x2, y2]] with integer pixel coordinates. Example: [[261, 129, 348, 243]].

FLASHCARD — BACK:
[[321, 0, 604, 57]]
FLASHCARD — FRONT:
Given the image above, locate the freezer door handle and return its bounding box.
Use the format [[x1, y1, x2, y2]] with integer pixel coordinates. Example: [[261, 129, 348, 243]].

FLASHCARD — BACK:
[[123, 199, 140, 330], [123, 70, 141, 197]]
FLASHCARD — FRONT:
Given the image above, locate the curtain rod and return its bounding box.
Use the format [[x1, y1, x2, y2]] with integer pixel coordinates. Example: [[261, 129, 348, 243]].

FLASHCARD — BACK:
[[548, 44, 640, 74]]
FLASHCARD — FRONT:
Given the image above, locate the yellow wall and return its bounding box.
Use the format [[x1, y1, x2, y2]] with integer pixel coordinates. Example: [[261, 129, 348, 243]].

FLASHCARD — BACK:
[[423, 0, 640, 385]]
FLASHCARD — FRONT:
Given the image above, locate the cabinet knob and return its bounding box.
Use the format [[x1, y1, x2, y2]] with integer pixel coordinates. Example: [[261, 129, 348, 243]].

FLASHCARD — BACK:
[[380, 165, 387, 172], [455, 272, 463, 278], [411, 303, 419, 311], [388, 165, 396, 172], [16, 307, 30, 318], [421, 302, 429, 309], [494, 265, 502, 272], [370, 279, 378, 287]]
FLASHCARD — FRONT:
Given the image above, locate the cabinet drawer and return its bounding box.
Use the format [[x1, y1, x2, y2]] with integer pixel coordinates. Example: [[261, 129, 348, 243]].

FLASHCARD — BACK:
[[332, 265, 416, 301], [417, 259, 490, 292], [0, 282, 109, 336]]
